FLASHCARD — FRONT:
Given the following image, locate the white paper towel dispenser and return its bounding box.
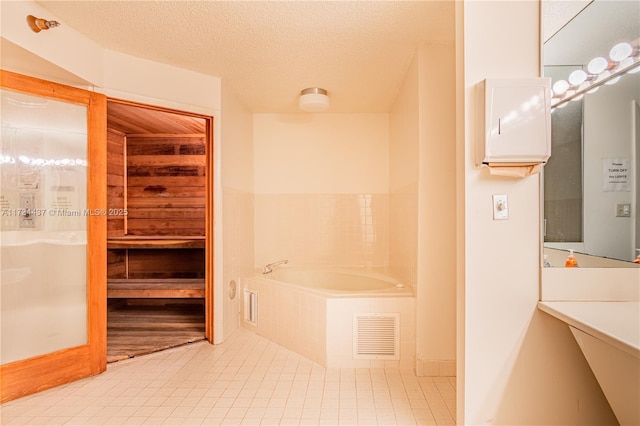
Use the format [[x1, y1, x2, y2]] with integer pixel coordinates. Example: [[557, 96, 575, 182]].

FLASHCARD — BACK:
[[477, 78, 552, 169]]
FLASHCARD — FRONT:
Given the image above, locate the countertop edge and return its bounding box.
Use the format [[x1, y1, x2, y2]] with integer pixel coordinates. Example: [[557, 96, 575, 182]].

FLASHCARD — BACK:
[[537, 301, 640, 360]]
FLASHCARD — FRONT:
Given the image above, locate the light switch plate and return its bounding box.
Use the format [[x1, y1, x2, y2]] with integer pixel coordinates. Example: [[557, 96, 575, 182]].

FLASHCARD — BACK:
[[615, 203, 631, 217], [493, 194, 509, 220]]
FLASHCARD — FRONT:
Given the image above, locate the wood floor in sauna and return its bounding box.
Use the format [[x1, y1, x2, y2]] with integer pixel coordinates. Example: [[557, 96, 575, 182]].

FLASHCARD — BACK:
[[107, 299, 205, 363]]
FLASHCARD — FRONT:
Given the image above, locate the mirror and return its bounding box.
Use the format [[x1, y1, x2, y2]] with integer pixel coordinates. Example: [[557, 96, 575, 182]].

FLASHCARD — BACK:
[[542, 0, 640, 265]]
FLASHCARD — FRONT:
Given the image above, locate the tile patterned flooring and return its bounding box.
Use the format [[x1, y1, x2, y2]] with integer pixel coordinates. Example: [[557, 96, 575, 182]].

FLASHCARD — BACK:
[[1, 328, 456, 425]]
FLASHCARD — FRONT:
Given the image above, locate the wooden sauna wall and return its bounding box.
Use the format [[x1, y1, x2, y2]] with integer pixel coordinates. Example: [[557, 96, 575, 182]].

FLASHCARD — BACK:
[[106, 126, 207, 282], [126, 249, 205, 279], [107, 129, 126, 280], [125, 135, 206, 236], [107, 129, 126, 239]]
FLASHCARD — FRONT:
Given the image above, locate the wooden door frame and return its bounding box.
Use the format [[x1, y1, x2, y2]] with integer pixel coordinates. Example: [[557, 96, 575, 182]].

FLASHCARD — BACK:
[[205, 111, 215, 343], [105, 98, 215, 344], [0, 70, 107, 403]]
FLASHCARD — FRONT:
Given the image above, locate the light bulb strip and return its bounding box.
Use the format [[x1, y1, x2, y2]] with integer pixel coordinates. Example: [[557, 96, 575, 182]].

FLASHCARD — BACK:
[[551, 37, 640, 108]]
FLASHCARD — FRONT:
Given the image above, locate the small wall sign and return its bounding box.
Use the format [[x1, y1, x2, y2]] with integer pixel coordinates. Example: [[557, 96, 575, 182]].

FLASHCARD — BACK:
[[603, 158, 631, 192]]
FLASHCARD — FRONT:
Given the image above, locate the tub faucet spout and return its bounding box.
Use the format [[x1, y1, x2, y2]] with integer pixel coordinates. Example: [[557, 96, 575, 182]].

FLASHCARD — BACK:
[[262, 259, 288, 274]]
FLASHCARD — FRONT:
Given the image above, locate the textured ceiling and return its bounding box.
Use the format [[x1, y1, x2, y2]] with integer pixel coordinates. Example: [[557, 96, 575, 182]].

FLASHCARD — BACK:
[[543, 0, 639, 66], [36, 1, 455, 113], [541, 0, 590, 43]]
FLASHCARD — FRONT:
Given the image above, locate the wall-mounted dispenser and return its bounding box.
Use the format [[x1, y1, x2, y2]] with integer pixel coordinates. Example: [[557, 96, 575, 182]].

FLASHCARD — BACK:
[[477, 78, 552, 177]]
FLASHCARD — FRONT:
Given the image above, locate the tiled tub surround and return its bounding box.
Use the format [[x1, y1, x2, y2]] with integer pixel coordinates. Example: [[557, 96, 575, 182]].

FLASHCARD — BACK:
[[389, 182, 418, 290], [254, 194, 389, 268], [242, 269, 415, 369]]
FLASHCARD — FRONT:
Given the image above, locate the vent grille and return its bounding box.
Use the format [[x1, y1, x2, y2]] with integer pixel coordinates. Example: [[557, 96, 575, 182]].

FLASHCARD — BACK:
[[353, 313, 399, 360]]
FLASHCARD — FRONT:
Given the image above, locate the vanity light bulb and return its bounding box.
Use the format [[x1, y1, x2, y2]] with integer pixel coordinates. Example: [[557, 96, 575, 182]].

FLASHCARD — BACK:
[[568, 69, 587, 86], [552, 79, 570, 95], [587, 56, 609, 74], [609, 42, 633, 62], [628, 64, 640, 74]]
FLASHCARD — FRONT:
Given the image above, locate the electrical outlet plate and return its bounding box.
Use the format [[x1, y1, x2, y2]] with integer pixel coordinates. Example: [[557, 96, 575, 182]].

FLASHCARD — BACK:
[[493, 194, 509, 220]]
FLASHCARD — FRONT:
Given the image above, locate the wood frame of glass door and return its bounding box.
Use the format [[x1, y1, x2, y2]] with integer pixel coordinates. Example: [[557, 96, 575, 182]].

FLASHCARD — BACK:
[[0, 70, 107, 403]]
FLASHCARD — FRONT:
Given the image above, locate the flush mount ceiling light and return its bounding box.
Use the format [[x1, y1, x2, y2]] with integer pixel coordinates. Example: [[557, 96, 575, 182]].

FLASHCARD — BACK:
[[298, 88, 330, 112]]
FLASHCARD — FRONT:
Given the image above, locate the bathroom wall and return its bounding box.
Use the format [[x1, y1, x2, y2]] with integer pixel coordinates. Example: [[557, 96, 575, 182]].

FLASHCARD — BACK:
[[416, 43, 457, 375], [459, 1, 617, 424], [253, 113, 390, 268], [101, 50, 220, 116], [389, 43, 457, 377], [220, 81, 254, 341], [0, 1, 102, 87], [389, 47, 419, 289]]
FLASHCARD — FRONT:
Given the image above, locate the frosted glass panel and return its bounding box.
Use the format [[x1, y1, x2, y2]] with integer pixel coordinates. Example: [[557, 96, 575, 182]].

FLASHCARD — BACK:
[[0, 89, 88, 364]]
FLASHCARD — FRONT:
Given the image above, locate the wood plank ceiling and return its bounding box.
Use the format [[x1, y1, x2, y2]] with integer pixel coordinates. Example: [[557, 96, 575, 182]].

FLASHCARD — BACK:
[[107, 101, 206, 135]]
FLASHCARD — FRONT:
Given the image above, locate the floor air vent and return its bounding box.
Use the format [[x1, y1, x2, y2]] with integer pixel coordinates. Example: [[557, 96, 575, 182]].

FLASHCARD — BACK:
[[353, 313, 400, 360]]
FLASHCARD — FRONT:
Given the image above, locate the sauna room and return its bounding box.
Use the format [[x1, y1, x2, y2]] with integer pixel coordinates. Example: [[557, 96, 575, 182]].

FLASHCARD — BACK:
[[105, 100, 210, 362]]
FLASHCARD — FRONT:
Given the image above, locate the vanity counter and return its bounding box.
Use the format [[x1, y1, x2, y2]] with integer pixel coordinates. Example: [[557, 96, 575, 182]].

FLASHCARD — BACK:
[[538, 301, 640, 359]]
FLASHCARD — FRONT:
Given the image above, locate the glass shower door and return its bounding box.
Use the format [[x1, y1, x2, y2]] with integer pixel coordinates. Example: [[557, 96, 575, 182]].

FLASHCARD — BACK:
[[0, 71, 106, 403]]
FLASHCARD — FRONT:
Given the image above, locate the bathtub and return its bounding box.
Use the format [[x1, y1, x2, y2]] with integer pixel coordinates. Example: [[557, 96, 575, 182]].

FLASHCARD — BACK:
[[269, 266, 412, 296], [1, 231, 88, 365], [242, 266, 415, 368]]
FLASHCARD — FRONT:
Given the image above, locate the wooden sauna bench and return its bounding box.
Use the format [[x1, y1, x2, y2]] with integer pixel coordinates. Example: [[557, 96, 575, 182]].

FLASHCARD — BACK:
[[107, 237, 205, 299]]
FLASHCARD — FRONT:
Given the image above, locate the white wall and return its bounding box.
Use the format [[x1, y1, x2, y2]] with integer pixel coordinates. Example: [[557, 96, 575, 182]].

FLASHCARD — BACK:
[[389, 49, 419, 289], [221, 85, 254, 194], [253, 113, 389, 194], [390, 54, 420, 193], [101, 50, 220, 115], [459, 1, 617, 424], [389, 42, 457, 377], [0, 1, 102, 86], [220, 81, 254, 341], [417, 43, 457, 373]]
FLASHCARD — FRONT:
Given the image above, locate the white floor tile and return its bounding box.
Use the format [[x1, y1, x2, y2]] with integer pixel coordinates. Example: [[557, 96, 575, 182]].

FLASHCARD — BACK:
[[0, 328, 456, 425]]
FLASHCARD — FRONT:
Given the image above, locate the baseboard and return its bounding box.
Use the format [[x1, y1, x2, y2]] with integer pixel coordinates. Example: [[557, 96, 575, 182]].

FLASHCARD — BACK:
[[416, 359, 456, 376]]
